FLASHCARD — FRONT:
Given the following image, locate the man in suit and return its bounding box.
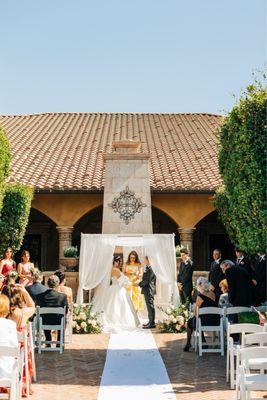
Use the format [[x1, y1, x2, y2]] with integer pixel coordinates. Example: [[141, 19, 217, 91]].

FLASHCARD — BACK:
[[253, 252, 266, 305], [235, 248, 255, 279], [177, 248, 194, 304], [36, 275, 68, 344], [139, 256, 156, 329], [209, 249, 224, 303], [26, 268, 47, 302], [221, 260, 254, 307]]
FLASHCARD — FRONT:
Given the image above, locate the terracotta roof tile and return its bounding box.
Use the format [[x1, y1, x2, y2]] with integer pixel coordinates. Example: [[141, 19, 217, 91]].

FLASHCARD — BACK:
[[0, 112, 224, 192]]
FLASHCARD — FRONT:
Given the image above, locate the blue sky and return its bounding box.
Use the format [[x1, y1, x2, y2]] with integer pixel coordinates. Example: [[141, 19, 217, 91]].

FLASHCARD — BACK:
[[0, 0, 265, 115]]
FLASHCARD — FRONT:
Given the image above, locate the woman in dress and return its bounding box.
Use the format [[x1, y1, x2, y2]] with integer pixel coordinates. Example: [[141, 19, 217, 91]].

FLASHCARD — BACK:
[[54, 270, 73, 304], [0, 248, 16, 283], [122, 251, 143, 311], [93, 256, 140, 332], [18, 250, 34, 287]]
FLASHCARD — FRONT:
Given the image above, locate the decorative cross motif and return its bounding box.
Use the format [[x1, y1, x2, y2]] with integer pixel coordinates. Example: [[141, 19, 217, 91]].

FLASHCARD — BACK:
[[108, 186, 147, 225]]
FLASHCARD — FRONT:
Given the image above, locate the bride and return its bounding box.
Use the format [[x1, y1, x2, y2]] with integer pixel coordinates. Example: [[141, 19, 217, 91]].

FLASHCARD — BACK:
[[92, 255, 140, 332]]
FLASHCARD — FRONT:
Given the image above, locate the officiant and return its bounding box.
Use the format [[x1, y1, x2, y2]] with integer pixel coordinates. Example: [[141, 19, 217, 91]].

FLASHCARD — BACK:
[[139, 256, 156, 329]]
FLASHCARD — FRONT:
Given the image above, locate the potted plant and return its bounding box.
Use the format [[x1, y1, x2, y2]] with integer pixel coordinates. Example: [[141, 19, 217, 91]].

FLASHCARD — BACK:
[[59, 246, 79, 271]]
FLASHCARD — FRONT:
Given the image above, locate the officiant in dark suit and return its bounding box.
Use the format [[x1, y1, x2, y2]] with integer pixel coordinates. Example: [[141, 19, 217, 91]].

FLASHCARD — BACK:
[[139, 256, 156, 329], [177, 248, 194, 304]]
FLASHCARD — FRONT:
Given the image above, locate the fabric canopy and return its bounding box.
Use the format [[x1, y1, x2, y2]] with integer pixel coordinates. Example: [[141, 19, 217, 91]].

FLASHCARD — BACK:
[[77, 233, 179, 306]]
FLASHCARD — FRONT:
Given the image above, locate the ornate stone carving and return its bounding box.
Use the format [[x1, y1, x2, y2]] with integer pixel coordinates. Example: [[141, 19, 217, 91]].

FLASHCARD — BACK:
[[108, 186, 147, 225]]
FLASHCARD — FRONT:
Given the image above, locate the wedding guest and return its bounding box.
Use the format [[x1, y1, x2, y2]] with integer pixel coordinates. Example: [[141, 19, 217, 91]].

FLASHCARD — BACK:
[[26, 268, 47, 302], [209, 249, 224, 303], [177, 248, 194, 304], [139, 256, 156, 329], [0, 294, 19, 387], [54, 270, 73, 304], [218, 279, 232, 308], [234, 248, 254, 279], [183, 277, 219, 352], [122, 251, 143, 311], [36, 275, 68, 345], [0, 248, 16, 282], [18, 250, 34, 287], [221, 260, 254, 307], [253, 252, 266, 305]]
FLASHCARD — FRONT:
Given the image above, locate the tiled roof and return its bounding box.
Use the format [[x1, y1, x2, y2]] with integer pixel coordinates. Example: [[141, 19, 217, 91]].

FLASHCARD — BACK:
[[0, 113, 224, 192]]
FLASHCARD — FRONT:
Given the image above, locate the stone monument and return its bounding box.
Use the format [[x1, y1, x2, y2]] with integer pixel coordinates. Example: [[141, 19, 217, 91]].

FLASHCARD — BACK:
[[102, 140, 152, 234]]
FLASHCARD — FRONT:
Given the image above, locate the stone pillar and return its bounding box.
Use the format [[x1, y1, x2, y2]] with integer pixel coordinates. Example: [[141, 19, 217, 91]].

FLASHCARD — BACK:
[[178, 227, 196, 257], [102, 140, 152, 234], [56, 226, 73, 258]]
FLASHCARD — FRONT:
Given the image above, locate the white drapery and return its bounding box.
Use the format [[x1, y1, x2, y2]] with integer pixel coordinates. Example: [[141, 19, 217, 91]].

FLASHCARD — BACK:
[[77, 233, 179, 306]]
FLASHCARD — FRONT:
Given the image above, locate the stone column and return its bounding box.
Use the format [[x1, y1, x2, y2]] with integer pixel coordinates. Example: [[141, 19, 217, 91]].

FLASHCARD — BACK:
[[178, 227, 195, 257], [56, 226, 73, 258]]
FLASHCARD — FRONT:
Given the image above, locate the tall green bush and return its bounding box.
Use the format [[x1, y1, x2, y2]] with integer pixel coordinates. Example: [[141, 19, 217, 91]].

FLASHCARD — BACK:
[[0, 183, 33, 257], [215, 83, 267, 254]]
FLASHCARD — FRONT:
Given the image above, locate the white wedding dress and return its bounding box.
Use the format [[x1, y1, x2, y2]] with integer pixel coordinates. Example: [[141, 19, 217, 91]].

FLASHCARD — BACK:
[[93, 273, 140, 333]]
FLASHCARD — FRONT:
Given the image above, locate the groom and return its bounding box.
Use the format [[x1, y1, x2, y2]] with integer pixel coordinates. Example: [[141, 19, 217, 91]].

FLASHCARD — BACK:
[[139, 256, 156, 329]]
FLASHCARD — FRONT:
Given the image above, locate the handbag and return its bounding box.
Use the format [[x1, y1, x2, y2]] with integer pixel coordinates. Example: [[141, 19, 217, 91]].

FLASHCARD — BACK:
[[237, 311, 260, 324]]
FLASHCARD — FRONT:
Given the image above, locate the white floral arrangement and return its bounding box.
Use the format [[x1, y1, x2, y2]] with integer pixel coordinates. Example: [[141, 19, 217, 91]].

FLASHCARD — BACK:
[[72, 303, 102, 334], [157, 303, 189, 333]]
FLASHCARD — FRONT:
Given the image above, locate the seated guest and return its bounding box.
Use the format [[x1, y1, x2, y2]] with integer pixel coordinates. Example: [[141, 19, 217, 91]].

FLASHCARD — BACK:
[[177, 248, 194, 304], [253, 252, 266, 305], [54, 270, 73, 304], [209, 248, 224, 303], [183, 277, 219, 352], [0, 294, 19, 383], [218, 279, 232, 308], [26, 268, 47, 302], [36, 275, 68, 345], [221, 259, 254, 307]]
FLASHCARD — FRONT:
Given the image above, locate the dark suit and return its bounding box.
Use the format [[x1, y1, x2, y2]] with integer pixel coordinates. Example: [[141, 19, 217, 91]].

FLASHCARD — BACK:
[[225, 266, 254, 307], [209, 259, 224, 303], [139, 265, 156, 325], [26, 282, 47, 302], [235, 256, 255, 279], [177, 259, 194, 303], [253, 255, 266, 304], [36, 289, 68, 342]]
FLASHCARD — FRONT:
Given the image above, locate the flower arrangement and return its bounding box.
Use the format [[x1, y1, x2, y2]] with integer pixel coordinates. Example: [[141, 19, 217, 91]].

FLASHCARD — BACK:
[[72, 303, 102, 334], [157, 303, 189, 333], [64, 246, 78, 258]]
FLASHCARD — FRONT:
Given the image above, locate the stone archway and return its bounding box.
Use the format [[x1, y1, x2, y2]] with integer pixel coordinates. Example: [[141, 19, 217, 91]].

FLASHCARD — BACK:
[[152, 207, 179, 245], [15, 208, 59, 271], [193, 210, 235, 271]]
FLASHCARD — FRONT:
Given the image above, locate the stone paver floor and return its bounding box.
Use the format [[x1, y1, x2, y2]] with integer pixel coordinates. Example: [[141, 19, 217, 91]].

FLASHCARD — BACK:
[[31, 332, 267, 400]]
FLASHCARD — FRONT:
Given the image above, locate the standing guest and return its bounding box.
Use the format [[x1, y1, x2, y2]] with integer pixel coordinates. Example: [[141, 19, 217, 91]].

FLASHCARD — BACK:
[[26, 268, 47, 302], [209, 249, 224, 303], [0, 248, 16, 282], [221, 260, 254, 307], [183, 277, 219, 352], [0, 294, 19, 386], [177, 248, 194, 304], [36, 275, 68, 345], [139, 256, 156, 329], [18, 250, 34, 287], [253, 252, 266, 305], [235, 248, 254, 279], [54, 270, 73, 304]]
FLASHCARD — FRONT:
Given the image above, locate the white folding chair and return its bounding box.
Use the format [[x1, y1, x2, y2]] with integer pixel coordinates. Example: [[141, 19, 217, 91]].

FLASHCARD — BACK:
[[28, 322, 37, 382], [17, 330, 30, 398], [196, 307, 224, 356], [0, 345, 20, 400], [37, 306, 66, 354], [65, 303, 73, 344], [242, 332, 267, 347], [226, 323, 264, 389], [224, 306, 252, 326], [236, 346, 267, 400]]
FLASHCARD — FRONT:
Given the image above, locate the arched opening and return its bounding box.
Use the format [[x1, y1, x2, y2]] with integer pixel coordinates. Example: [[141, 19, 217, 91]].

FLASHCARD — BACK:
[[73, 205, 179, 248], [193, 210, 235, 271], [15, 208, 59, 271]]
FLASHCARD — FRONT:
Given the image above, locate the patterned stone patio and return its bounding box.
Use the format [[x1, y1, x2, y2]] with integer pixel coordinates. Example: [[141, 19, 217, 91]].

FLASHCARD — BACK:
[[31, 332, 267, 400]]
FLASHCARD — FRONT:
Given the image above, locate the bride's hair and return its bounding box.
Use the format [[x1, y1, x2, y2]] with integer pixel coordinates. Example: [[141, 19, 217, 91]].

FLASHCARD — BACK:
[[126, 251, 141, 265]]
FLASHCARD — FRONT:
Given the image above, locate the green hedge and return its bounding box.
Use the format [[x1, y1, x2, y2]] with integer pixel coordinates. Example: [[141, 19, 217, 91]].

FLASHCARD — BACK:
[[0, 184, 33, 257], [0, 127, 11, 211], [215, 83, 267, 254]]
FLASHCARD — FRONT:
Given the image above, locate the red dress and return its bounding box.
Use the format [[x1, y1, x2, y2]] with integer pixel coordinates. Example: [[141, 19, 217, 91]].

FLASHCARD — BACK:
[[1, 261, 15, 276]]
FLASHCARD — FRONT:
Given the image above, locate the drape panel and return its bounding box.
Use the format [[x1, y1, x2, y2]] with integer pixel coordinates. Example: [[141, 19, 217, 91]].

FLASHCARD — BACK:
[[77, 234, 179, 306]]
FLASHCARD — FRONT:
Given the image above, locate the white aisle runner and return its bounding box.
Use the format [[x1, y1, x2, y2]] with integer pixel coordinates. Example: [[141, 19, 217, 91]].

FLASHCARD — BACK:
[[97, 331, 176, 400]]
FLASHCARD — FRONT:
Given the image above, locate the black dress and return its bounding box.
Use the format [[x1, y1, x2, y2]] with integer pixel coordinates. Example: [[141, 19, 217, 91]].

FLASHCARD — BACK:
[[188, 293, 220, 330]]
